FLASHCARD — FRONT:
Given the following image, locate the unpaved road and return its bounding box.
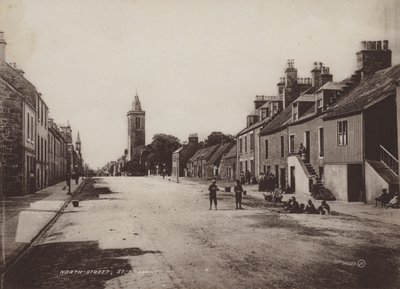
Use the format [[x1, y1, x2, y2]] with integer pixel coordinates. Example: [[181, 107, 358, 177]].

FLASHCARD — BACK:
[[4, 177, 400, 289]]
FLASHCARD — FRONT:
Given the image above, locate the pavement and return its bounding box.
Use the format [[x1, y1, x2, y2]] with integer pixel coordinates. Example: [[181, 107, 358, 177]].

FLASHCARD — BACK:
[[3, 176, 400, 289], [0, 179, 84, 274], [177, 177, 400, 225]]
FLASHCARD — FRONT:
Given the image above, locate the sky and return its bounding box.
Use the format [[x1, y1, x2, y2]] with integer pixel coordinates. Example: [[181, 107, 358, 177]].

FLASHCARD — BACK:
[[0, 0, 399, 168]]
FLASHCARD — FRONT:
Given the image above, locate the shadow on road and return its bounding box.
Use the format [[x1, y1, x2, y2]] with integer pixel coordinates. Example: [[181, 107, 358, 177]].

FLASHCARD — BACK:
[[3, 241, 161, 289]]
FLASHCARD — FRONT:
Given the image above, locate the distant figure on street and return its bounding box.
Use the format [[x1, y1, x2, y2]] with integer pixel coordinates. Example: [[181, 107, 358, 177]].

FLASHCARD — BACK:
[[66, 172, 72, 194], [304, 199, 318, 214], [385, 193, 400, 209], [240, 171, 245, 184], [375, 188, 390, 207], [162, 168, 166, 179], [258, 173, 266, 191], [234, 180, 244, 210], [298, 143, 306, 160], [208, 179, 219, 210], [245, 170, 251, 185], [317, 200, 331, 215], [74, 172, 79, 185], [288, 196, 300, 213]]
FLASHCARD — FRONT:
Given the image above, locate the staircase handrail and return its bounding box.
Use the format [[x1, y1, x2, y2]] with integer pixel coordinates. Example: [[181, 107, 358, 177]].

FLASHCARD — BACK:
[[379, 145, 399, 175]]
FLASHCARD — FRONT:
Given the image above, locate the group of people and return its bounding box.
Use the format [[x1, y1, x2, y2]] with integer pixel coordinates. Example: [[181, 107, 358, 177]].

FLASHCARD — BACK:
[[375, 189, 400, 209], [239, 170, 252, 185], [283, 197, 331, 215], [258, 172, 277, 193], [208, 179, 245, 210]]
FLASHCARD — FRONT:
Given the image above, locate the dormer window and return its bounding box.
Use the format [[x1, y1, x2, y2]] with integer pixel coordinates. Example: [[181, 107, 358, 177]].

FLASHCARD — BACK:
[[293, 112, 298, 121]]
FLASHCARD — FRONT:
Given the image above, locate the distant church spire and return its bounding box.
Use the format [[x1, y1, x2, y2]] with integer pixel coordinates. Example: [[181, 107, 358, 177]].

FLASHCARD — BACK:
[[76, 131, 81, 143], [132, 91, 142, 111]]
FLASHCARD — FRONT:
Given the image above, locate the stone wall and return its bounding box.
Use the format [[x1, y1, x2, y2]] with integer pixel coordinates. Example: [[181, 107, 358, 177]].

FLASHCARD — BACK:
[[0, 79, 24, 196]]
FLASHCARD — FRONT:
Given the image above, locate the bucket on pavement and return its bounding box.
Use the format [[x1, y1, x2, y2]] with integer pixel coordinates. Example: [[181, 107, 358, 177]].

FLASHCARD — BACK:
[[72, 200, 79, 207], [225, 186, 231, 192]]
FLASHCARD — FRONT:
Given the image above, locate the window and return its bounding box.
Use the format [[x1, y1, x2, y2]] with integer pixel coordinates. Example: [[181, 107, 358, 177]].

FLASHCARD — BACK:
[[337, 120, 348, 146], [41, 103, 43, 125], [31, 116, 34, 141], [250, 133, 255, 151], [289, 134, 295, 154], [136, 117, 141, 129], [239, 138, 243, 152], [280, 136, 284, 157], [319, 127, 324, 157], [265, 140, 269, 159], [27, 113, 30, 140], [244, 136, 248, 152], [293, 112, 298, 121]]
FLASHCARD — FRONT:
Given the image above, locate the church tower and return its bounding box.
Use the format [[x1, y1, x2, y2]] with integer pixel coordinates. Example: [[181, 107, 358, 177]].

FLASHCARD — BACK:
[[127, 92, 145, 161]]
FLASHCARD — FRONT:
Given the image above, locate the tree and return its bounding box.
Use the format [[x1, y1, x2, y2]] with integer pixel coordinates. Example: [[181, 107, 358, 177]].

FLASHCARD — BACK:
[[142, 134, 181, 173], [204, 131, 234, 147]]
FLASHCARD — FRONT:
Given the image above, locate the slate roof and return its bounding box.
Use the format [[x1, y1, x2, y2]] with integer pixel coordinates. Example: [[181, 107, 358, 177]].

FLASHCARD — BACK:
[[316, 81, 347, 92], [222, 144, 237, 160], [198, 144, 219, 161], [237, 117, 271, 136], [324, 64, 400, 119], [294, 94, 315, 102], [188, 148, 203, 163], [206, 143, 232, 165], [259, 105, 292, 136]]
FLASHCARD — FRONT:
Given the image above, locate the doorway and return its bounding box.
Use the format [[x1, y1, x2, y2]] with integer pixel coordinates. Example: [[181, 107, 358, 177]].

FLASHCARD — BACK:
[[290, 166, 296, 192], [304, 131, 310, 163], [280, 168, 286, 189], [275, 165, 279, 187], [347, 164, 363, 202]]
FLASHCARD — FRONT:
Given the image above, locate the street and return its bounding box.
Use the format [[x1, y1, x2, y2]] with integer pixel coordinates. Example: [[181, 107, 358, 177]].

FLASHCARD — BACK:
[[3, 177, 400, 289]]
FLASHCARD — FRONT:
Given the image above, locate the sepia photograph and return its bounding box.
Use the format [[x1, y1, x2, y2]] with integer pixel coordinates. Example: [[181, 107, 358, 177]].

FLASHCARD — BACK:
[[0, 0, 399, 288]]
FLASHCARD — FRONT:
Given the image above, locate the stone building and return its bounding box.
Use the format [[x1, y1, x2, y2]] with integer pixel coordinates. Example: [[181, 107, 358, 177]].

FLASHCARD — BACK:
[[36, 93, 49, 190], [0, 32, 39, 196], [220, 144, 237, 181], [172, 134, 201, 178], [48, 119, 68, 185], [127, 93, 145, 162]]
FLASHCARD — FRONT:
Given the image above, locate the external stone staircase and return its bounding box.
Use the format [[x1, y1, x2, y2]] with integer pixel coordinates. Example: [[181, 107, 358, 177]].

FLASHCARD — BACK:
[[304, 162, 324, 193]]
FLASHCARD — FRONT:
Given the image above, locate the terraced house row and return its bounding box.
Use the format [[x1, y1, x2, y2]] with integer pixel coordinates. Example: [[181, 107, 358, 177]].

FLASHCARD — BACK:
[[237, 40, 399, 204], [0, 32, 84, 196]]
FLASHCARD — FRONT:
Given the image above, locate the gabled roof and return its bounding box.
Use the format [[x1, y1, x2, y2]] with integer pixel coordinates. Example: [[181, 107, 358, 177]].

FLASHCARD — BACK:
[[324, 64, 400, 119], [222, 144, 237, 160], [259, 105, 292, 136], [206, 143, 233, 165]]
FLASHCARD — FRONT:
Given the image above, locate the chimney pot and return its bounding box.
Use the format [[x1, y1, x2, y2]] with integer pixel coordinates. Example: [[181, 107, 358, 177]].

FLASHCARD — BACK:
[[383, 40, 389, 50], [361, 41, 366, 50], [377, 41, 382, 50]]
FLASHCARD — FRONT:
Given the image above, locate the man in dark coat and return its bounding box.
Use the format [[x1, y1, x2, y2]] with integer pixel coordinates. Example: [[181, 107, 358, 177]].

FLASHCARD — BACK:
[[234, 180, 244, 210], [208, 179, 219, 210]]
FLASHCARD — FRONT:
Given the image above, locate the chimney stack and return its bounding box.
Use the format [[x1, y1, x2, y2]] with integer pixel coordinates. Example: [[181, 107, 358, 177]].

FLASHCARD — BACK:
[[357, 40, 391, 78], [0, 32, 6, 62]]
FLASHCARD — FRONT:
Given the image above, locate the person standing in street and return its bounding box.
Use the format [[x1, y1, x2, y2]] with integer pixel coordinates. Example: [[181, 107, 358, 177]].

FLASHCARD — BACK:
[[74, 171, 79, 185], [66, 171, 72, 195], [234, 180, 244, 210], [208, 179, 219, 210], [245, 170, 251, 184]]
